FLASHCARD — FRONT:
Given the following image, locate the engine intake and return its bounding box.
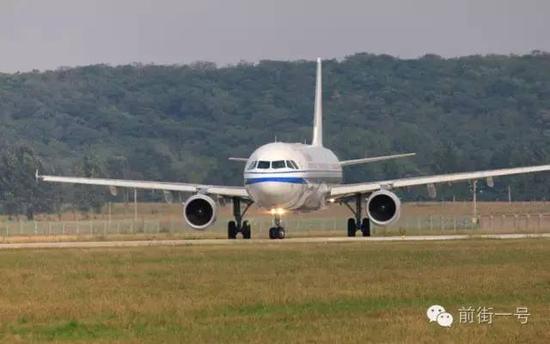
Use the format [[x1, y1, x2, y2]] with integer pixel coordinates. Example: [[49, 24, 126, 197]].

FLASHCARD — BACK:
[[183, 194, 217, 230], [366, 190, 401, 226]]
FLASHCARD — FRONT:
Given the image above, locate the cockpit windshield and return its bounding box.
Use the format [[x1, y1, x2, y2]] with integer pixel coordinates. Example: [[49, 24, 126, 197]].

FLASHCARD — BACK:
[[271, 160, 286, 169], [251, 160, 299, 170], [257, 161, 270, 169]]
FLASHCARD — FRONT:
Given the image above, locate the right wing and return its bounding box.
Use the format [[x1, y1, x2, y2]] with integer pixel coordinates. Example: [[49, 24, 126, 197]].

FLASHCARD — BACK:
[[37, 173, 249, 199], [330, 164, 550, 198]]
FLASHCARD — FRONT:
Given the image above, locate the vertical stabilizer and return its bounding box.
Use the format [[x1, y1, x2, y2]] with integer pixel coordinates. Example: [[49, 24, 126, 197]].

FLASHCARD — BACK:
[[311, 58, 323, 146]]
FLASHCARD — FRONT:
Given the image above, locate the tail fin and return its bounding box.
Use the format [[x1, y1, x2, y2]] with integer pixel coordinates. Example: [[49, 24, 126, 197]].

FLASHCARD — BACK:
[[311, 58, 323, 146]]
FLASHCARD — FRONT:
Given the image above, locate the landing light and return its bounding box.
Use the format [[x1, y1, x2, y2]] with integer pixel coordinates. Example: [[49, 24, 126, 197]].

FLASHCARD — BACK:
[[270, 208, 286, 216], [328, 198, 335, 203]]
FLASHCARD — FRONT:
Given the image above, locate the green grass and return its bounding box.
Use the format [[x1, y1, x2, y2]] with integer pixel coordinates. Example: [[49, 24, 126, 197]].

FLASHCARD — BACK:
[[0, 239, 549, 343]]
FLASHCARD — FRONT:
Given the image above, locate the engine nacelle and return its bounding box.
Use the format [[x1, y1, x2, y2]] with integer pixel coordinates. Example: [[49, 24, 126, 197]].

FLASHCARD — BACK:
[[366, 190, 401, 226], [183, 194, 217, 230]]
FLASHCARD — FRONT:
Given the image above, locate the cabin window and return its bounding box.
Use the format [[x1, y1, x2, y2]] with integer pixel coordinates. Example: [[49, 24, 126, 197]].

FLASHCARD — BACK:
[[272, 160, 286, 169], [257, 161, 270, 169], [247, 161, 257, 170]]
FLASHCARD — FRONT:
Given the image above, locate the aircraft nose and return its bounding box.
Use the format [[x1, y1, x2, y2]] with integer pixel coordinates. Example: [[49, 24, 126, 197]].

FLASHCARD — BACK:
[[246, 181, 303, 208], [253, 182, 290, 204]]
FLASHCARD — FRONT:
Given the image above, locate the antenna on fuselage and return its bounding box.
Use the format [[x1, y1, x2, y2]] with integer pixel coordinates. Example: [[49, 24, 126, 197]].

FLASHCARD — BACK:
[[311, 58, 323, 147]]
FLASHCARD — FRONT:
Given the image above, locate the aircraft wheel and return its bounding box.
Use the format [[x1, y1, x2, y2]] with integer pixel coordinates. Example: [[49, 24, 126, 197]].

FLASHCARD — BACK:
[[347, 218, 356, 237], [269, 227, 278, 239], [277, 227, 286, 239], [242, 221, 251, 239], [228, 221, 237, 239], [361, 218, 371, 237]]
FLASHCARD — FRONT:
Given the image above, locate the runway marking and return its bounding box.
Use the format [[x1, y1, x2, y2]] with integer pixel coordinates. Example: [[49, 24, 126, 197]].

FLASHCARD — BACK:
[[0, 233, 549, 250]]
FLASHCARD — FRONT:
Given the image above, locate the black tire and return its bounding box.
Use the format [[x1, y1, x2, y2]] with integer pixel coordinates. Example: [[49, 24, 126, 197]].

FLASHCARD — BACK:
[[361, 218, 371, 237], [242, 221, 251, 239], [277, 227, 286, 239], [269, 227, 278, 239], [228, 221, 237, 239], [347, 218, 356, 237]]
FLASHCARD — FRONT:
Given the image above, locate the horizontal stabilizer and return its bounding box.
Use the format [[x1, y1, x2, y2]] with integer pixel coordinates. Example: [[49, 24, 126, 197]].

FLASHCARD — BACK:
[[228, 157, 248, 162], [340, 153, 416, 167]]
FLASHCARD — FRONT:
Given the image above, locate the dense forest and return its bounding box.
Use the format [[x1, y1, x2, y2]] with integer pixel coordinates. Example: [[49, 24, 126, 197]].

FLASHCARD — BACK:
[[1, 52, 550, 217]]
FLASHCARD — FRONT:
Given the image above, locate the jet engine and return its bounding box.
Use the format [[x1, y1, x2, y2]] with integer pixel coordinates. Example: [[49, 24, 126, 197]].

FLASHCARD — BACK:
[[366, 190, 401, 226], [183, 194, 217, 230]]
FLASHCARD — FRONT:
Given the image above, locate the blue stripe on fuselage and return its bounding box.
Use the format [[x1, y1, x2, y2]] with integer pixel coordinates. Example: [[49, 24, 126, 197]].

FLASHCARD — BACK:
[[245, 177, 306, 185]]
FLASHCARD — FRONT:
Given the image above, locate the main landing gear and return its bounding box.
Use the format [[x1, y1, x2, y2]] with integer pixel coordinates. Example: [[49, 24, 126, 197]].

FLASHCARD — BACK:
[[268, 213, 286, 239], [343, 194, 371, 237], [228, 198, 253, 239]]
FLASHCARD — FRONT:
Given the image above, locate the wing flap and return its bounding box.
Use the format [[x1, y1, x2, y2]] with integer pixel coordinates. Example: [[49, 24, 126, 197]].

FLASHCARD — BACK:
[[331, 164, 550, 197]]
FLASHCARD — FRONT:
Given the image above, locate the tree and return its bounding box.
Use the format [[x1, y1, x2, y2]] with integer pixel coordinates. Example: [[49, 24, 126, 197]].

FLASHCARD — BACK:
[[0, 146, 58, 219], [71, 154, 107, 213], [1, 52, 550, 207]]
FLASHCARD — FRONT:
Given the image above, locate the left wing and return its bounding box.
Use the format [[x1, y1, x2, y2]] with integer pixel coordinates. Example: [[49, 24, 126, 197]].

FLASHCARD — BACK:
[[37, 173, 249, 199], [330, 164, 550, 198]]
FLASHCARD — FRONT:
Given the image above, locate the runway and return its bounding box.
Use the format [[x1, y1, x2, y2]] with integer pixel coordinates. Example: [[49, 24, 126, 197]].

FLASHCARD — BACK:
[[0, 233, 549, 250]]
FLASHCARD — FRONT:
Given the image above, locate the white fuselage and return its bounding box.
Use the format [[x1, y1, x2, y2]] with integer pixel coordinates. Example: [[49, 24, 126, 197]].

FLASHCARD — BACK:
[[244, 142, 342, 211]]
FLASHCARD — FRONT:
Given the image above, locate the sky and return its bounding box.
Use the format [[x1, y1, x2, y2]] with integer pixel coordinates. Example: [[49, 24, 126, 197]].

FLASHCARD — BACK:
[[0, 0, 549, 72]]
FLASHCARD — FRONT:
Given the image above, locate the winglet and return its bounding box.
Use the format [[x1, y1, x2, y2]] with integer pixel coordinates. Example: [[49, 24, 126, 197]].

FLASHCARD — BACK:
[[311, 58, 323, 147], [35, 169, 40, 182]]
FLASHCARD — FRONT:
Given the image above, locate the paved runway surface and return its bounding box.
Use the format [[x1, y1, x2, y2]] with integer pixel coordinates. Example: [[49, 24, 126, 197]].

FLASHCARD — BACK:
[[0, 233, 549, 250]]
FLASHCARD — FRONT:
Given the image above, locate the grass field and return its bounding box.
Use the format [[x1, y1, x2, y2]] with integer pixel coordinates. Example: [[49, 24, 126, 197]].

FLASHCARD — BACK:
[[0, 239, 549, 343]]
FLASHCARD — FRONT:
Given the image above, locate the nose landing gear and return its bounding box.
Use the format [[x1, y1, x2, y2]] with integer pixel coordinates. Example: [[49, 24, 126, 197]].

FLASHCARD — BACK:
[[227, 197, 253, 239], [268, 213, 286, 239]]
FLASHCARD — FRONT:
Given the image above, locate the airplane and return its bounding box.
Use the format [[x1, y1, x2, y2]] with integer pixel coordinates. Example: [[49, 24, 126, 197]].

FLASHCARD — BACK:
[[37, 58, 550, 240]]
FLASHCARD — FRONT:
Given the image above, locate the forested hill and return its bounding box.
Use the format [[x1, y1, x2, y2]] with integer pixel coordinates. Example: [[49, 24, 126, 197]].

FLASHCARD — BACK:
[[2, 52, 550, 204]]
